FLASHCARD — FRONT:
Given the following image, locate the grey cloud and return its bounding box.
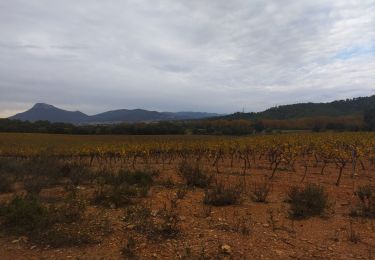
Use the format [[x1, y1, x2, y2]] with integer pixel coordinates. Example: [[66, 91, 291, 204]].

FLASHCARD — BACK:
[[0, 0, 374, 117]]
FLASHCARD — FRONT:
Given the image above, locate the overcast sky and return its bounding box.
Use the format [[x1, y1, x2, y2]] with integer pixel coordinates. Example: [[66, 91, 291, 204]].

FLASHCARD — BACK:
[[1, 0, 375, 117]]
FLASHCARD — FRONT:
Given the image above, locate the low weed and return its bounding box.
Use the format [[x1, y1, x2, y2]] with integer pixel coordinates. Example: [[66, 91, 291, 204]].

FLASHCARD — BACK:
[[346, 220, 361, 243], [176, 186, 188, 199], [350, 184, 375, 218], [251, 179, 271, 203], [233, 215, 252, 235], [40, 224, 98, 247], [121, 236, 138, 259]]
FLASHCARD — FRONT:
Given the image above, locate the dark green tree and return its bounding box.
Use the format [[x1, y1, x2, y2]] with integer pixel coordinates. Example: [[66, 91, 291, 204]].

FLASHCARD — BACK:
[[364, 108, 375, 131]]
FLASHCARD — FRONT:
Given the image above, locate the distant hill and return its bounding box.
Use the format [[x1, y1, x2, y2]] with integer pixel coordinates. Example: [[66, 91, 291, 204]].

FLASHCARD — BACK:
[[10, 103, 90, 124], [9, 95, 375, 125], [9, 103, 221, 124], [222, 95, 375, 120]]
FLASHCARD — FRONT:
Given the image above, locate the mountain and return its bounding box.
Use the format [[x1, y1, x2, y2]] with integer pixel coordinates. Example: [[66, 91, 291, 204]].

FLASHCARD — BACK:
[[90, 109, 173, 123], [10, 103, 90, 124], [10, 95, 375, 124], [90, 110, 220, 123], [221, 95, 375, 121], [9, 103, 221, 124]]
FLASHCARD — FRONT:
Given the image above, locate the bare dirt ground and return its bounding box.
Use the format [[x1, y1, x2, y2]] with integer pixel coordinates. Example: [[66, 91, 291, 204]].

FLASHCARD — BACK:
[[0, 159, 374, 260]]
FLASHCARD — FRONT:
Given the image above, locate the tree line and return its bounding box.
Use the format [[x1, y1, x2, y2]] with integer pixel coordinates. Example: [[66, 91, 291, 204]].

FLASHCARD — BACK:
[[0, 109, 374, 135]]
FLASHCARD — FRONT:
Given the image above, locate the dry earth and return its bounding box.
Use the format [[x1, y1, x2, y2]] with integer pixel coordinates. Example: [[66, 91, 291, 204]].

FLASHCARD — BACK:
[[0, 159, 374, 260]]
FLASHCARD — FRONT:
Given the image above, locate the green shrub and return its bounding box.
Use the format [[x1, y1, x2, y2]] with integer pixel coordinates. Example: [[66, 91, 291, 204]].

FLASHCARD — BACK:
[[0, 158, 25, 172], [119, 169, 154, 187], [178, 161, 212, 188], [350, 185, 375, 218], [0, 191, 109, 248], [110, 184, 137, 207], [0, 195, 51, 233], [56, 190, 86, 223], [0, 175, 13, 193], [103, 169, 154, 187], [287, 184, 328, 219], [24, 176, 51, 195], [160, 176, 175, 188], [39, 228, 97, 248], [203, 183, 241, 206], [123, 203, 179, 239], [26, 156, 61, 178], [123, 205, 155, 237], [93, 185, 132, 208], [36, 212, 111, 248], [93, 183, 149, 208], [60, 162, 92, 186], [14, 156, 64, 188], [123, 205, 152, 229]]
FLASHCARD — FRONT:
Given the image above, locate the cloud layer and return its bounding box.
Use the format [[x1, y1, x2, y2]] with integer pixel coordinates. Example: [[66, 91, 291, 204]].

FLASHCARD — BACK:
[[1, 0, 374, 116]]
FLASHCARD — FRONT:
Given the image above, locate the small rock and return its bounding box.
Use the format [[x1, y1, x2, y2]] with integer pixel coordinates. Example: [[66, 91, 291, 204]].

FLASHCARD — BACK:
[[221, 244, 232, 255], [274, 249, 283, 256], [263, 223, 270, 227], [127, 224, 136, 230], [19, 236, 28, 243]]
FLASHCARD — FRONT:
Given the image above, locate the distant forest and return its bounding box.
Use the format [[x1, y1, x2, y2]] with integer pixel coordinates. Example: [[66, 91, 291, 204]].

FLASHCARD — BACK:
[[0, 110, 374, 135], [1, 96, 375, 135], [222, 96, 375, 120]]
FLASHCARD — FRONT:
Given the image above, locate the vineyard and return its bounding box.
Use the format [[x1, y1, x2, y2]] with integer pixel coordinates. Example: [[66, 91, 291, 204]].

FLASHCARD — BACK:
[[0, 132, 375, 259], [1, 132, 375, 186]]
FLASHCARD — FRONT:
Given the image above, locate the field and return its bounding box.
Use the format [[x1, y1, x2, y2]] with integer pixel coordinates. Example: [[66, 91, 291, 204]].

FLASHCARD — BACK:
[[0, 132, 375, 259]]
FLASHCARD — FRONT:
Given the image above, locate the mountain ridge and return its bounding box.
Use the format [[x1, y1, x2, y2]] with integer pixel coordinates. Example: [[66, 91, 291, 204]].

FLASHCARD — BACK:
[[219, 95, 375, 121], [9, 103, 221, 124], [9, 95, 375, 124]]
